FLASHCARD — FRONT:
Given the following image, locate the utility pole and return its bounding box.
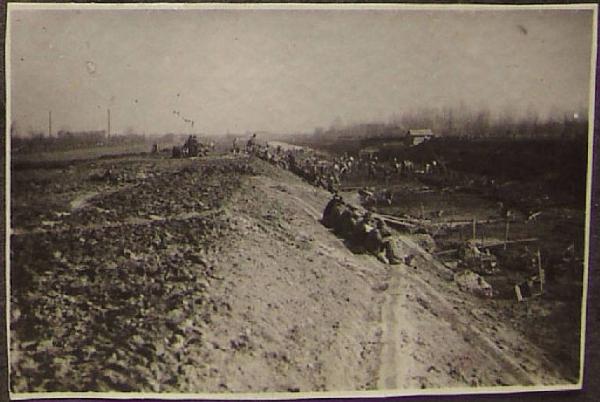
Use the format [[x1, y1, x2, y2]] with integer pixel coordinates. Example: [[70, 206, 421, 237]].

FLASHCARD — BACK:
[[48, 110, 52, 137], [107, 108, 111, 138]]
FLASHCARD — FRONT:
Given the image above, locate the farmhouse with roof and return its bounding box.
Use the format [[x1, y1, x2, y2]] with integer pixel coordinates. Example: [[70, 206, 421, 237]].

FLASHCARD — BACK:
[[406, 129, 435, 146]]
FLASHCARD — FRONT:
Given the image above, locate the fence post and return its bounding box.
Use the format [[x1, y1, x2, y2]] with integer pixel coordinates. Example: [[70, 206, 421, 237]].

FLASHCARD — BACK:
[[537, 249, 544, 295], [504, 218, 510, 250], [481, 226, 485, 247]]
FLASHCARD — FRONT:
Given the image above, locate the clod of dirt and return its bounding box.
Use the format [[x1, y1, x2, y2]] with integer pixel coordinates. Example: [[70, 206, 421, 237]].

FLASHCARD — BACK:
[[454, 270, 493, 298]]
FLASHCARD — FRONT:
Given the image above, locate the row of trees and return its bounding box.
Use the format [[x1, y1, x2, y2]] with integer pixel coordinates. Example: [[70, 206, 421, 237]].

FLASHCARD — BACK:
[[312, 106, 588, 142], [11, 130, 149, 154]]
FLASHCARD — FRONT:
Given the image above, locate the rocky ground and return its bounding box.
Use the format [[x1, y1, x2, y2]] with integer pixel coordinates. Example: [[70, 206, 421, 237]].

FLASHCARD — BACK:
[[9, 153, 577, 395], [357, 176, 585, 383]]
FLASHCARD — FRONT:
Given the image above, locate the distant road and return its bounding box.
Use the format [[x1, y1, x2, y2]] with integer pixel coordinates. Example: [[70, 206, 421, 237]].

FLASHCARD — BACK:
[[266, 140, 306, 152], [10, 143, 153, 163]]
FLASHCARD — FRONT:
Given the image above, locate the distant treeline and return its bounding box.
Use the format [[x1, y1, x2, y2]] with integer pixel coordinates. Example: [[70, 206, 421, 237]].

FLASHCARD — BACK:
[[306, 108, 588, 145], [11, 131, 189, 154]]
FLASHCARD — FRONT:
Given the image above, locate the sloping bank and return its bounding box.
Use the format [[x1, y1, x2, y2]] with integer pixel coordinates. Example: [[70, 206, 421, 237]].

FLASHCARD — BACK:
[[168, 157, 570, 393], [184, 160, 390, 392], [231, 158, 570, 392]]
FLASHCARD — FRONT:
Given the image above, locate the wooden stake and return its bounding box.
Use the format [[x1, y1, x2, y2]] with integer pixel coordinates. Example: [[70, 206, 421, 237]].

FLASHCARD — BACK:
[[472, 217, 476, 240], [515, 284, 523, 302], [537, 249, 544, 294], [504, 219, 510, 250], [481, 226, 485, 247]]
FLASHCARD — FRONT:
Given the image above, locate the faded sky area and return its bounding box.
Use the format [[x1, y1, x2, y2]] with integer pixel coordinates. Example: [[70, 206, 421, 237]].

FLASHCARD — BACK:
[[8, 6, 595, 136]]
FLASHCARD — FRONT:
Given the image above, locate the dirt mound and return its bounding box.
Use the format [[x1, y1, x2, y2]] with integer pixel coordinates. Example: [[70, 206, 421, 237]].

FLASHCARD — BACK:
[[10, 155, 388, 393], [188, 173, 388, 392], [10, 154, 574, 394], [10, 158, 252, 392]]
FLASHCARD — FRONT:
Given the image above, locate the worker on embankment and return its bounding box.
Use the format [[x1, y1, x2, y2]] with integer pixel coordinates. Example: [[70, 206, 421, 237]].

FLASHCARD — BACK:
[[322, 193, 344, 229], [321, 195, 405, 265]]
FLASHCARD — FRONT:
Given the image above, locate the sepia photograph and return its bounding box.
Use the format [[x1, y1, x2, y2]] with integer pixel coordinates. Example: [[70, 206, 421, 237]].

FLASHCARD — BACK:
[[5, 3, 597, 399]]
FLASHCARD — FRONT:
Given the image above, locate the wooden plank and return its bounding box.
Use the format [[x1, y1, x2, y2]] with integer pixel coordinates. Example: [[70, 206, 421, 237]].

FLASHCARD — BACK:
[[479, 238, 539, 249]]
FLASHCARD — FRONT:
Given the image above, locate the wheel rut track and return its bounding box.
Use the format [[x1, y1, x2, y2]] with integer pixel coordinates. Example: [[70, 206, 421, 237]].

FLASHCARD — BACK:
[[377, 234, 567, 389]]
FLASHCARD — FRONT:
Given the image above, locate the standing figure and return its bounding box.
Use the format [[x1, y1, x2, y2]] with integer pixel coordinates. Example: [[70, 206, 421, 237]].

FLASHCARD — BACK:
[[246, 133, 257, 153]]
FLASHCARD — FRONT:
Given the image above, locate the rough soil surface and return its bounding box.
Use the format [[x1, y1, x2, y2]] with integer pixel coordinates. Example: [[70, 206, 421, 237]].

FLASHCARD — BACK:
[[378, 234, 566, 389], [10, 154, 572, 394]]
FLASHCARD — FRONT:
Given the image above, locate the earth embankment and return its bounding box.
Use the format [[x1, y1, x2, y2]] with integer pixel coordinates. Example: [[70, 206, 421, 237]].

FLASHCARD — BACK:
[[10, 154, 571, 394]]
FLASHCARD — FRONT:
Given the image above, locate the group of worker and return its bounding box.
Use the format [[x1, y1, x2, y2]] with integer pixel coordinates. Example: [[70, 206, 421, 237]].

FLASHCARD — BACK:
[[249, 142, 343, 193], [231, 133, 259, 155], [347, 155, 446, 183], [231, 135, 414, 265], [322, 194, 405, 265], [234, 131, 450, 189], [171, 135, 213, 158]]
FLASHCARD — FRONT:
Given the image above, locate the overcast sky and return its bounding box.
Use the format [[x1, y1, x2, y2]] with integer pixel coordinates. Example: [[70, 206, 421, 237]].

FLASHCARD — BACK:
[[8, 6, 595, 136]]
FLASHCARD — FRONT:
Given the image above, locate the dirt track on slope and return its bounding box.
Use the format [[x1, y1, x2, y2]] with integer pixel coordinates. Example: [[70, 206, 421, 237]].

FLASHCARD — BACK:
[[202, 164, 569, 393]]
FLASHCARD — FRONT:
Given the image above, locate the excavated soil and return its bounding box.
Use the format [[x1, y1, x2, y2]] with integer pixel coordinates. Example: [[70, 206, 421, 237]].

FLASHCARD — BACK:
[[9, 154, 575, 395]]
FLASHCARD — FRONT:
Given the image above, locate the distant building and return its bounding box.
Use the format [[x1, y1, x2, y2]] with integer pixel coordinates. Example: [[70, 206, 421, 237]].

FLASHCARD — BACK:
[[406, 129, 435, 146], [359, 127, 435, 155], [358, 146, 380, 158]]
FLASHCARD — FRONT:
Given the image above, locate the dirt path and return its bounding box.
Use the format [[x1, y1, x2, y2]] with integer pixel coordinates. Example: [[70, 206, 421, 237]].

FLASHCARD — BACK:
[[182, 162, 570, 392], [189, 165, 569, 392], [10, 208, 225, 236], [243, 162, 569, 391], [377, 234, 568, 390], [379, 266, 530, 389], [70, 191, 100, 210]]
